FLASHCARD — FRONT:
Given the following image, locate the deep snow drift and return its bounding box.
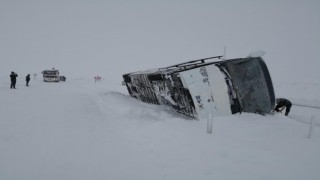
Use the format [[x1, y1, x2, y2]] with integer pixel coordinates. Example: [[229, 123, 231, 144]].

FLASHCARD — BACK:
[[1, 77, 320, 180]]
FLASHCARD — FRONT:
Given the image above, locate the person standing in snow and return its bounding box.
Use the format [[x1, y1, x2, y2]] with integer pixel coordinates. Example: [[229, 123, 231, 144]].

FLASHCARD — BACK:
[[26, 74, 30, 86], [10, 71, 18, 89], [274, 98, 292, 116]]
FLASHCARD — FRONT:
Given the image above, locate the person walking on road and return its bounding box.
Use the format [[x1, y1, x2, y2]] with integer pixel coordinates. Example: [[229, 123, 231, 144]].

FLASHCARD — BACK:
[[26, 74, 30, 86]]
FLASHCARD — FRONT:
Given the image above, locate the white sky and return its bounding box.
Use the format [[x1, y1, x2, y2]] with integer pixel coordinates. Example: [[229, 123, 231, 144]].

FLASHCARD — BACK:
[[1, 0, 319, 83]]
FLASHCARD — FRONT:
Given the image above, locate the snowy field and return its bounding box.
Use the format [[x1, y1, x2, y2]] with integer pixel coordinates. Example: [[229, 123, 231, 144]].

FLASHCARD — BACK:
[[1, 77, 320, 180]]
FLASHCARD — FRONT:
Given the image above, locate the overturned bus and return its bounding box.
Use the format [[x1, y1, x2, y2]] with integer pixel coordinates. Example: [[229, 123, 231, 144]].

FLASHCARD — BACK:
[[123, 56, 275, 118]]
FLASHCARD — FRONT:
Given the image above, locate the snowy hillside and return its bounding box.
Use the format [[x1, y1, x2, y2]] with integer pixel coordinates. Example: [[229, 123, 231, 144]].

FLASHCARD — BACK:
[[1, 78, 319, 180]]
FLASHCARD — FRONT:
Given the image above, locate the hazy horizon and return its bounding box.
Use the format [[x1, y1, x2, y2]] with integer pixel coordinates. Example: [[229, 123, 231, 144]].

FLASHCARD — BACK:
[[1, 0, 319, 83]]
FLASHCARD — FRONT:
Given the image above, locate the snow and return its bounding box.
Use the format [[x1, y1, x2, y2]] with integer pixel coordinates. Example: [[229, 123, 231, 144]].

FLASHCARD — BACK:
[[1, 77, 320, 180], [1, 0, 319, 179], [247, 50, 266, 58]]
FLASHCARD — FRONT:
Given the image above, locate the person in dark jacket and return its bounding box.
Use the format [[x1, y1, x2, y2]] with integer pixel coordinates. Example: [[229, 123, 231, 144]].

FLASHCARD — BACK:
[[10, 71, 18, 89], [26, 74, 31, 86], [274, 98, 292, 116]]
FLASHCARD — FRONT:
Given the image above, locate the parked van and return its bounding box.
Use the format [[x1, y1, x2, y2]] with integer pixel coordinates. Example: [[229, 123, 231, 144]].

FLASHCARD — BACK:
[[42, 69, 60, 82]]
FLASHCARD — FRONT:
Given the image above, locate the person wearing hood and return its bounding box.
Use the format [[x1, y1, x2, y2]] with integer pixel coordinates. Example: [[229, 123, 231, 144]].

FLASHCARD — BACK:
[[10, 71, 18, 89]]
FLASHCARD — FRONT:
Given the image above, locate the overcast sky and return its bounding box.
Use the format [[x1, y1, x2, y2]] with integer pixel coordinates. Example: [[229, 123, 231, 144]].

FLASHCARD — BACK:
[[1, 0, 319, 83]]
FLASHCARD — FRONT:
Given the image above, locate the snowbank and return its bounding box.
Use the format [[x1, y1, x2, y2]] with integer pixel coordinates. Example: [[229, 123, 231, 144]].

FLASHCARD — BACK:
[[0, 78, 319, 180]]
